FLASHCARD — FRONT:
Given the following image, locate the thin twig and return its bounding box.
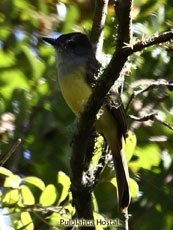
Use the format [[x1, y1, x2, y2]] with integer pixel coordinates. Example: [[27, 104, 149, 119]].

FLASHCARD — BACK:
[[0, 138, 22, 166], [132, 31, 173, 52], [128, 113, 173, 130], [124, 209, 129, 230], [154, 116, 173, 131], [128, 113, 158, 121], [90, 0, 109, 60], [126, 80, 173, 112]]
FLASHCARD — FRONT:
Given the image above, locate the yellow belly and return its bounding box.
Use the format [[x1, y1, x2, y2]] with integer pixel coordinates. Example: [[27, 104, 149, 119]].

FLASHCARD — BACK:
[[59, 68, 92, 116], [59, 68, 119, 153]]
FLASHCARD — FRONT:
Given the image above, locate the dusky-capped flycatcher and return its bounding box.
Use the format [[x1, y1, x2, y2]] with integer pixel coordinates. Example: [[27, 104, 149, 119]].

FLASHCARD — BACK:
[[42, 32, 131, 212]]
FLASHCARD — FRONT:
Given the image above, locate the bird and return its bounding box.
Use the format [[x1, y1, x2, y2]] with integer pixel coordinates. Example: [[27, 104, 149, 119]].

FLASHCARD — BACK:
[[42, 32, 131, 212]]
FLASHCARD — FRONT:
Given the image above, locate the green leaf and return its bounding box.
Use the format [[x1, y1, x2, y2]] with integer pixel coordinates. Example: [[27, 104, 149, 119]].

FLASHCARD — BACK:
[[22, 176, 45, 191], [130, 178, 139, 198], [2, 189, 19, 205], [0, 50, 15, 68], [94, 212, 106, 230], [64, 201, 74, 215], [92, 193, 99, 212], [110, 178, 117, 188], [125, 131, 137, 162], [20, 185, 35, 205], [38, 0, 48, 15], [39, 184, 57, 206], [110, 177, 139, 198], [57, 171, 71, 204], [18, 45, 45, 80], [20, 212, 34, 230], [4, 175, 21, 188], [129, 144, 161, 172], [0, 167, 13, 177], [49, 213, 71, 227], [0, 98, 5, 115], [62, 5, 79, 33], [0, 69, 29, 99]]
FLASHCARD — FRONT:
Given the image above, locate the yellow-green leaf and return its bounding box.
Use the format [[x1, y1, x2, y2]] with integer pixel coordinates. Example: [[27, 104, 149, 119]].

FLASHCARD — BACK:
[[129, 144, 161, 172], [21, 185, 35, 205], [110, 177, 139, 198], [22, 176, 45, 191], [125, 131, 137, 162], [92, 193, 99, 212], [130, 178, 139, 198], [49, 213, 70, 226], [94, 212, 106, 230], [110, 178, 117, 188], [0, 167, 13, 177], [39, 184, 57, 206], [21, 212, 34, 230], [4, 175, 21, 188], [2, 189, 19, 205], [57, 171, 70, 204]]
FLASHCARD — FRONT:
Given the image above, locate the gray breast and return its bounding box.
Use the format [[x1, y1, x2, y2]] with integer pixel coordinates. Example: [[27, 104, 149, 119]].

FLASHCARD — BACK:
[[55, 50, 87, 80]]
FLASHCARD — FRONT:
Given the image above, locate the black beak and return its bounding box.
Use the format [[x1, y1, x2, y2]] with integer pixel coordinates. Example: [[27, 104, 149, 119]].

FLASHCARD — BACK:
[[42, 37, 56, 46]]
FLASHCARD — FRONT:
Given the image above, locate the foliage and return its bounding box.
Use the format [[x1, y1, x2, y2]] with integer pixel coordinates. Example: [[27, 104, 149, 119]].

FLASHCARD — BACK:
[[0, 0, 173, 229]]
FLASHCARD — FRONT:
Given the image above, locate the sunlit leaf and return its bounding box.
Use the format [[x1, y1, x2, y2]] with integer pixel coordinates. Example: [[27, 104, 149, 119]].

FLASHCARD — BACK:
[[14, 218, 23, 230], [21, 212, 34, 230], [0, 167, 13, 177], [4, 175, 21, 188], [110, 177, 139, 198], [18, 45, 45, 80], [49, 213, 70, 227], [110, 178, 117, 188], [57, 171, 71, 204], [0, 50, 15, 67], [129, 144, 161, 172], [2, 189, 19, 204], [92, 193, 99, 212], [64, 201, 74, 215], [94, 212, 107, 230], [22, 176, 45, 191], [39, 184, 57, 206], [62, 5, 79, 33], [0, 70, 29, 99], [20, 185, 35, 205], [130, 178, 139, 198], [125, 131, 137, 162]]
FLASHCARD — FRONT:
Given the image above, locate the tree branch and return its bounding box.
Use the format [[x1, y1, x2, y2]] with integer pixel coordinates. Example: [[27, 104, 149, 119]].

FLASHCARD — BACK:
[[0, 204, 63, 229], [114, 0, 133, 48], [0, 138, 21, 166], [70, 0, 133, 226], [70, 1, 173, 227], [126, 79, 173, 112], [132, 31, 173, 52], [128, 113, 173, 130], [90, 0, 109, 60]]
